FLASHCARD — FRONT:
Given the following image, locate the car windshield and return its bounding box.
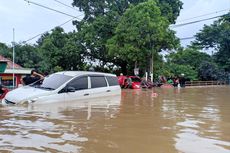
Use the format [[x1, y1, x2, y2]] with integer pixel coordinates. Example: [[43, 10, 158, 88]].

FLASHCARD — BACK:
[[30, 74, 73, 90], [131, 77, 141, 82]]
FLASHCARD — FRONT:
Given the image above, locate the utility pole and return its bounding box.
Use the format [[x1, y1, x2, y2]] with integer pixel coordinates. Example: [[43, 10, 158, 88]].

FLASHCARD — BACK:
[[12, 28, 15, 88], [149, 41, 154, 82], [151, 52, 153, 82]]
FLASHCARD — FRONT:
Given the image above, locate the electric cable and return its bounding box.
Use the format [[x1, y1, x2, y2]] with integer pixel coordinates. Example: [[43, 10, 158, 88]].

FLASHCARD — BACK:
[[24, 0, 77, 18], [23, 17, 76, 43], [177, 8, 229, 22], [179, 36, 195, 40], [171, 14, 226, 28], [22, 0, 84, 43], [54, 0, 78, 11]]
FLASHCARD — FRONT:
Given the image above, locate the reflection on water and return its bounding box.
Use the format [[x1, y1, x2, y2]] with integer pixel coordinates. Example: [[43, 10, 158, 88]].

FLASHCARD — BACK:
[[0, 87, 230, 153]]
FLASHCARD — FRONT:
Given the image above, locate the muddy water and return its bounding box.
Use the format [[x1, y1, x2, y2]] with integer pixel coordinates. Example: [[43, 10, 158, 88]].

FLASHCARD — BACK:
[[0, 87, 230, 153]]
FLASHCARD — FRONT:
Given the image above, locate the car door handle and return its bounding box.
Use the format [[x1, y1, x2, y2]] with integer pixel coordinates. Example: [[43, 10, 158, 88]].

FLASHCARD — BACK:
[[84, 93, 89, 96], [106, 90, 111, 92]]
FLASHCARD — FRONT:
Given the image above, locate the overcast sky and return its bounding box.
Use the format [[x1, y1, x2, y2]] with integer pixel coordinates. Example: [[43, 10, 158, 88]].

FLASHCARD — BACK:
[[0, 0, 229, 47]]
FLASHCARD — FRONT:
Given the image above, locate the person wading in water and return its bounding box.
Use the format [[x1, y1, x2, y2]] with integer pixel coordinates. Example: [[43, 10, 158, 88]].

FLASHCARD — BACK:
[[21, 70, 44, 85]]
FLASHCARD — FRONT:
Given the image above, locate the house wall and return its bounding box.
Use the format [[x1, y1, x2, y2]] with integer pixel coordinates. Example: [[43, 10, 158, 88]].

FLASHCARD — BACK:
[[0, 73, 23, 88]]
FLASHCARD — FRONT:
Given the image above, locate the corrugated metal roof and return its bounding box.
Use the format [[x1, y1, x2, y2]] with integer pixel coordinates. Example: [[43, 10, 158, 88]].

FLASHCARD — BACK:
[[4, 68, 31, 74]]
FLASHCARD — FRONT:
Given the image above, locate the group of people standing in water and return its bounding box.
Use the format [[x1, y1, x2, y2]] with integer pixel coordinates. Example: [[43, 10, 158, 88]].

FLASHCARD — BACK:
[[118, 73, 187, 89], [158, 74, 186, 88]]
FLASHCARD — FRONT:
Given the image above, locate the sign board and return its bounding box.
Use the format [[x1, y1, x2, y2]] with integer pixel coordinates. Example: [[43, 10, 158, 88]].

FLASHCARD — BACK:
[[134, 68, 139, 76]]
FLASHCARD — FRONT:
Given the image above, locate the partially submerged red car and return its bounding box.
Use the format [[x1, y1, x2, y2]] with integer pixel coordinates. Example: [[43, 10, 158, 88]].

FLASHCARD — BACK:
[[0, 86, 9, 100], [124, 76, 141, 89]]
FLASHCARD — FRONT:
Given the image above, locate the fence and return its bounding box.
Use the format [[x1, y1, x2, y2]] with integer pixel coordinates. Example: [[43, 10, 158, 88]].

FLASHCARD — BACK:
[[185, 81, 227, 86]]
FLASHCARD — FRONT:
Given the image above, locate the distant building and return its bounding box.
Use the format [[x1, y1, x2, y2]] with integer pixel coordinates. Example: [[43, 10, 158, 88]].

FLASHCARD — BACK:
[[0, 55, 31, 88]]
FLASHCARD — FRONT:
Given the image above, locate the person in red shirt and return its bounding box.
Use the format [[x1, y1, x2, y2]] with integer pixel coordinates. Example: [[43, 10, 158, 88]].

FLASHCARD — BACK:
[[118, 73, 126, 88]]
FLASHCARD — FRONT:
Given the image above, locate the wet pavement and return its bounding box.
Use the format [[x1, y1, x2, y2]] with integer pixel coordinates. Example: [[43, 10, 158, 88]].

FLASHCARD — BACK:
[[0, 86, 230, 153]]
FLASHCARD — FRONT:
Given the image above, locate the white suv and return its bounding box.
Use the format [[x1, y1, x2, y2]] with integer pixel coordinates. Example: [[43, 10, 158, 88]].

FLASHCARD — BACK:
[[2, 71, 121, 105]]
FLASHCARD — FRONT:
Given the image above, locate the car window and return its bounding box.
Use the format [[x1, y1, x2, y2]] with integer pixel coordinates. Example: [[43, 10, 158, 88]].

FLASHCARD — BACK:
[[131, 77, 141, 82], [34, 74, 73, 90], [68, 76, 88, 90], [106, 76, 119, 86], [90, 76, 107, 88]]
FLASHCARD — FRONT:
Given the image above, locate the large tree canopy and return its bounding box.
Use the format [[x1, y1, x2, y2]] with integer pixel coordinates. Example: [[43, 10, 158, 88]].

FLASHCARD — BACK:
[[71, 0, 182, 74], [1, 0, 183, 78], [0, 28, 86, 73], [0, 42, 40, 69], [107, 0, 179, 73], [72, 0, 182, 23], [38, 27, 85, 72], [14, 44, 41, 69], [193, 12, 230, 71], [166, 48, 212, 71], [164, 47, 229, 81]]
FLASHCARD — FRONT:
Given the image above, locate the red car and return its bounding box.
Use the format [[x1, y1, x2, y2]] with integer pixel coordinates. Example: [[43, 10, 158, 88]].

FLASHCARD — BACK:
[[124, 76, 141, 89], [0, 86, 9, 100]]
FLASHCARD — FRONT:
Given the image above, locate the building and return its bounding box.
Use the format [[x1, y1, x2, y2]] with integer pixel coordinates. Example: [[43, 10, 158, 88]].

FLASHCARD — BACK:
[[0, 55, 31, 88]]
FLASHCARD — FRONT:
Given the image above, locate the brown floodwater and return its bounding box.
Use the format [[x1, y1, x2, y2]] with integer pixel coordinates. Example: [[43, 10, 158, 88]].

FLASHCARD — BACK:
[[0, 86, 230, 153]]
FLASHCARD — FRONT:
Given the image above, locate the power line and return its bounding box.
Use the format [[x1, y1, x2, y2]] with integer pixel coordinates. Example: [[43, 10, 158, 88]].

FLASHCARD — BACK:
[[24, 0, 78, 18], [54, 0, 78, 11], [23, 17, 76, 43], [179, 36, 195, 40], [22, 1, 227, 43], [23, 0, 85, 43], [177, 8, 229, 22], [171, 14, 225, 28]]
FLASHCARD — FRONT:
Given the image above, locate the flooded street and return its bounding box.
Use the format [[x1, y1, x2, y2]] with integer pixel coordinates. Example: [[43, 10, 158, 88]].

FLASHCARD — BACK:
[[0, 86, 230, 153]]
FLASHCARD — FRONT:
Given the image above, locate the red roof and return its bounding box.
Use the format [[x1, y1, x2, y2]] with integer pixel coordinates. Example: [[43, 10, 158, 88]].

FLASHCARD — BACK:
[[0, 55, 22, 69]]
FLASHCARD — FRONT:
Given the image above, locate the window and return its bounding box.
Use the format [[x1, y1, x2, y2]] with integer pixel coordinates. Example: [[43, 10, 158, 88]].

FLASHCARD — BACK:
[[90, 76, 107, 88], [131, 77, 141, 82], [37, 74, 72, 90], [68, 76, 88, 90], [106, 76, 119, 86]]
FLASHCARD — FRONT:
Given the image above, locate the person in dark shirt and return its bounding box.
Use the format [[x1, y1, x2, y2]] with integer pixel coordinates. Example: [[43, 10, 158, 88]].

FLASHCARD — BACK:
[[179, 74, 186, 87], [21, 70, 44, 85]]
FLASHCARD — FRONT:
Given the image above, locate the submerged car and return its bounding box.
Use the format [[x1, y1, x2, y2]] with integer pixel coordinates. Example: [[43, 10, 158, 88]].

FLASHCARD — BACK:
[[124, 76, 141, 89], [2, 71, 121, 105]]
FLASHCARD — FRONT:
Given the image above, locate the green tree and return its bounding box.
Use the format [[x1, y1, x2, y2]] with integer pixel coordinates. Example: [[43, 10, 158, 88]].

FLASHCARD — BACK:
[[0, 42, 11, 58], [166, 48, 212, 71], [72, 0, 182, 24], [164, 63, 198, 80], [107, 0, 179, 74], [72, 0, 182, 73], [193, 13, 230, 71], [198, 61, 219, 81], [0, 42, 41, 69], [38, 27, 85, 72], [14, 44, 41, 68]]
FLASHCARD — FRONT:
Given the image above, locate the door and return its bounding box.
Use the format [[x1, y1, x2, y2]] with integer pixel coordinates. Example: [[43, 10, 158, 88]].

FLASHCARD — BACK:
[[87, 76, 109, 98], [64, 76, 89, 102]]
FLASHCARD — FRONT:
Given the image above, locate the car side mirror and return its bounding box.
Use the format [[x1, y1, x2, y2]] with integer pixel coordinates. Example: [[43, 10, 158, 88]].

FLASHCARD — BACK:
[[66, 86, 75, 92]]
